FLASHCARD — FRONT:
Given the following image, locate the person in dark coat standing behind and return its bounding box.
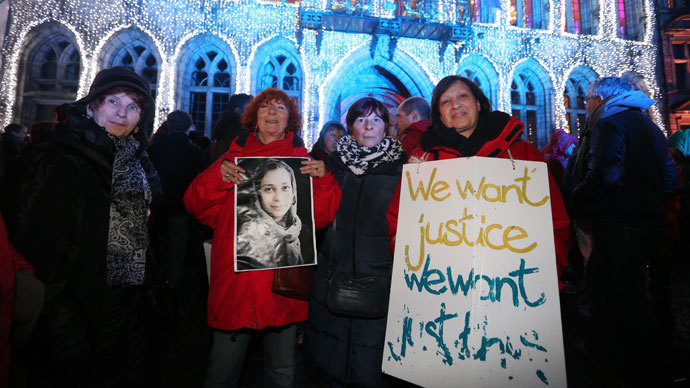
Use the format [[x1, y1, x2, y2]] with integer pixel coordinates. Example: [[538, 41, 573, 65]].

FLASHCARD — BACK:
[[305, 97, 405, 387], [148, 110, 207, 319], [9, 66, 161, 387], [309, 120, 346, 163], [208, 93, 253, 162], [563, 77, 678, 387]]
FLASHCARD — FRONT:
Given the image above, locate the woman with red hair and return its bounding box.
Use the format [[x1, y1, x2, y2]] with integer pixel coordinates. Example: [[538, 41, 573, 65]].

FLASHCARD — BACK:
[[184, 88, 337, 388]]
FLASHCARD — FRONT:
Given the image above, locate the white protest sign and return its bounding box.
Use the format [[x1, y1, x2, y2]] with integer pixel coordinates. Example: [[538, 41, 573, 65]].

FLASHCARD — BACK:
[[383, 156, 566, 388]]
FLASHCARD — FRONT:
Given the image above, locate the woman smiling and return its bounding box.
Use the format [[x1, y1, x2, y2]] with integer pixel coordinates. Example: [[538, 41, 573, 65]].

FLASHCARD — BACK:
[[386, 75, 569, 288], [9, 67, 160, 386], [184, 88, 336, 388]]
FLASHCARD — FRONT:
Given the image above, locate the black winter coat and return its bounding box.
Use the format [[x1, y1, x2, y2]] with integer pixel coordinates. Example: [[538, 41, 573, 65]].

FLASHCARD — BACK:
[[149, 131, 206, 214], [565, 108, 677, 225], [10, 104, 161, 317], [305, 153, 403, 387]]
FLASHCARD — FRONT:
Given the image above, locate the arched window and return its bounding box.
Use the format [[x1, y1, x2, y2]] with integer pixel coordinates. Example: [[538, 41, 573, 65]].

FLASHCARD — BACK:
[[257, 51, 302, 105], [460, 68, 494, 106], [510, 0, 548, 29], [29, 37, 80, 93], [108, 39, 159, 99], [20, 34, 81, 125], [617, 0, 644, 40], [185, 48, 233, 135], [565, 0, 597, 34], [563, 77, 587, 137], [511, 71, 549, 147]]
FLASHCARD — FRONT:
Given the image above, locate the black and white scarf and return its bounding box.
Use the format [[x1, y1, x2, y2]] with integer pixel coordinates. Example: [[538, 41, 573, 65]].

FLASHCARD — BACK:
[[337, 135, 403, 175], [106, 134, 152, 286]]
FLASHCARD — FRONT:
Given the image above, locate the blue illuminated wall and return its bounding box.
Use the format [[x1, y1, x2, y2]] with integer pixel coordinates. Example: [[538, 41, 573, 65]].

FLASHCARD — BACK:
[[0, 0, 661, 149]]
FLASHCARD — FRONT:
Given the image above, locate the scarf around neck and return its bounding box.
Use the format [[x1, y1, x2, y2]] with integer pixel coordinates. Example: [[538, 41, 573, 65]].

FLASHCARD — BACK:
[[420, 111, 510, 156], [106, 134, 152, 286], [337, 135, 403, 175]]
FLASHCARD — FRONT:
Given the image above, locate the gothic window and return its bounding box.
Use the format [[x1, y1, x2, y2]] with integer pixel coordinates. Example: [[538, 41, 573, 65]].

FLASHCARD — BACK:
[[566, 0, 597, 34], [461, 68, 492, 104], [185, 49, 233, 135], [510, 0, 547, 29], [257, 51, 302, 105], [28, 36, 80, 93], [617, 0, 644, 40], [511, 72, 548, 147], [109, 39, 159, 99], [21, 34, 81, 125], [563, 77, 588, 137]]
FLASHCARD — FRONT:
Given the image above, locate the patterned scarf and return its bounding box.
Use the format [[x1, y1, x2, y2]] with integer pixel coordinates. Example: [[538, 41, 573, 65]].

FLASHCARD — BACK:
[[106, 134, 152, 286], [337, 135, 403, 175]]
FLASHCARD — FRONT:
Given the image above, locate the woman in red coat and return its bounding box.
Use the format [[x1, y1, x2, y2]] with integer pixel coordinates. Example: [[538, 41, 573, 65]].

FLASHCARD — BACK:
[[387, 75, 570, 286], [184, 88, 338, 388]]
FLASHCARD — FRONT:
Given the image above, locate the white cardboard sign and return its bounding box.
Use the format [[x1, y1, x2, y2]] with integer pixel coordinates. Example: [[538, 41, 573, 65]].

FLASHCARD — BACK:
[[383, 156, 566, 388]]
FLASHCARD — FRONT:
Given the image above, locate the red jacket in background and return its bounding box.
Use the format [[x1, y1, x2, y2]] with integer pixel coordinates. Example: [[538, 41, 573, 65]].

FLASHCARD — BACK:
[[1, 215, 32, 387], [184, 132, 340, 331], [387, 116, 570, 289], [398, 119, 430, 154]]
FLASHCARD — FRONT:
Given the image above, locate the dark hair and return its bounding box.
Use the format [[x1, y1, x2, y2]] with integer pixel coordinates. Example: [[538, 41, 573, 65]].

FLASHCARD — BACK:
[[212, 110, 243, 141], [87, 86, 149, 123], [28, 121, 54, 143], [4, 123, 26, 135], [228, 93, 253, 114], [251, 158, 298, 223], [399, 96, 430, 121], [188, 130, 210, 151], [167, 110, 193, 133], [430, 76, 491, 126], [242, 88, 301, 133], [345, 97, 390, 133], [313, 120, 346, 151]]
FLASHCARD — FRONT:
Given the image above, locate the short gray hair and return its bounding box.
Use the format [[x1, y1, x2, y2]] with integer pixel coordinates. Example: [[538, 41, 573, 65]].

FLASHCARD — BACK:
[[588, 77, 634, 100], [399, 96, 430, 120]]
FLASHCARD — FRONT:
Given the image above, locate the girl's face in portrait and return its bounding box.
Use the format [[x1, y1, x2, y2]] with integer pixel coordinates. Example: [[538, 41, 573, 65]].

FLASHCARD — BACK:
[[259, 167, 294, 222]]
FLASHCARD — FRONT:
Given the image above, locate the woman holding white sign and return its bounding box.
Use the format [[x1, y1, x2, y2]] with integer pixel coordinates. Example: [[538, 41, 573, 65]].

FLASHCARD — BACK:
[[386, 75, 570, 287], [184, 88, 335, 388], [304, 97, 406, 387]]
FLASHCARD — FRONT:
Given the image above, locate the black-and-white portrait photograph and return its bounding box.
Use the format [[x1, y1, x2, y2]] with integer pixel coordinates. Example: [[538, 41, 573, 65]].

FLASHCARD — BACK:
[[234, 157, 316, 271]]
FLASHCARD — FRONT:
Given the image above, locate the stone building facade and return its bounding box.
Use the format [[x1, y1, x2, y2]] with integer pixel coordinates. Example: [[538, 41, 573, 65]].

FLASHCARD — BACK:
[[0, 0, 659, 148]]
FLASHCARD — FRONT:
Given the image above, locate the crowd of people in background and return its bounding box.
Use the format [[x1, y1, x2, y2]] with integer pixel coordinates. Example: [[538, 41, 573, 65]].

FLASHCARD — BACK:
[[0, 66, 688, 388]]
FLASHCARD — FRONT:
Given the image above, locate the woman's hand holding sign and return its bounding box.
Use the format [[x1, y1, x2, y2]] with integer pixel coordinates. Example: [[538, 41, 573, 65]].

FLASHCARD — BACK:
[[300, 159, 327, 178], [221, 159, 245, 184]]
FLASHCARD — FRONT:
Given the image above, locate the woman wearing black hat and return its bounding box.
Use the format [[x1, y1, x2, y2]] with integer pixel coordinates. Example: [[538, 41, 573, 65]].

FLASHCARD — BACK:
[[8, 66, 160, 387]]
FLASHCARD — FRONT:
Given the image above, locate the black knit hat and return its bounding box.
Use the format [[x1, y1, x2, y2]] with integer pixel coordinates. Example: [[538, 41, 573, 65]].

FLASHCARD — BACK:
[[76, 66, 155, 119]]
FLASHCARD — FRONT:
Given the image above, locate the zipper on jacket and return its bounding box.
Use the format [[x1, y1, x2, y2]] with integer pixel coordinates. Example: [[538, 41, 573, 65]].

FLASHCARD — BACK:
[[345, 173, 368, 384]]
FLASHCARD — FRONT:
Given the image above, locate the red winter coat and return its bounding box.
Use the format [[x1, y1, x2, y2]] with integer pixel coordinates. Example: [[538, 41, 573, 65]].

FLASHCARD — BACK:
[[398, 119, 430, 154], [1, 215, 32, 386], [387, 114, 570, 288], [184, 132, 339, 330]]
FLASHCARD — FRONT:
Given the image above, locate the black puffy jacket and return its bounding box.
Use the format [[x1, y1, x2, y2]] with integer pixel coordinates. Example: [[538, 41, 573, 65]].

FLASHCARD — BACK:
[[305, 153, 403, 387]]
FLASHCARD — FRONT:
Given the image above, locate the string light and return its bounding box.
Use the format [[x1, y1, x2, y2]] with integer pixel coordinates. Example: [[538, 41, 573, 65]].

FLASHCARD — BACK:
[[0, 0, 664, 139]]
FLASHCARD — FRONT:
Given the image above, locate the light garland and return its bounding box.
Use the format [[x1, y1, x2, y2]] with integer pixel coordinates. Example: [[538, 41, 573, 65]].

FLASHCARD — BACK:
[[0, 0, 665, 139]]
